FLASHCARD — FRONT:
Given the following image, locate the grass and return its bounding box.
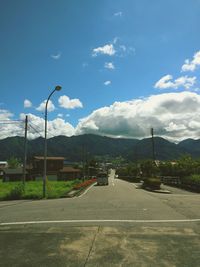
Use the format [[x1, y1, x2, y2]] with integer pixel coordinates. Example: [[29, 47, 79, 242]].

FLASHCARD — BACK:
[[0, 179, 81, 200]]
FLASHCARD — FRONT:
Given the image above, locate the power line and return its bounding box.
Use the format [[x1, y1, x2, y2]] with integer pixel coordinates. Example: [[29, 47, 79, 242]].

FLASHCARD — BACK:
[[28, 124, 44, 138], [0, 120, 23, 122], [29, 121, 57, 138]]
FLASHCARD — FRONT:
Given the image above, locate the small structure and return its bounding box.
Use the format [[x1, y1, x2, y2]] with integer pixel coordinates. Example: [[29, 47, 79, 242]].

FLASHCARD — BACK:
[[58, 167, 81, 181], [0, 161, 8, 169], [3, 168, 27, 182]]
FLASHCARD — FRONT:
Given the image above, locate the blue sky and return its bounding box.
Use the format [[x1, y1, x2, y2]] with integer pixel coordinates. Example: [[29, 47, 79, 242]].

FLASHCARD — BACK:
[[1, 0, 200, 141]]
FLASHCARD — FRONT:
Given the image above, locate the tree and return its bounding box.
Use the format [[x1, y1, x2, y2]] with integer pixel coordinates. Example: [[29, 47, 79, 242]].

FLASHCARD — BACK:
[[140, 160, 158, 178], [7, 157, 21, 169]]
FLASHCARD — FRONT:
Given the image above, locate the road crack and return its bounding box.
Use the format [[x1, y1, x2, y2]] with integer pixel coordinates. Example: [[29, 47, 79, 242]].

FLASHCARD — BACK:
[[83, 226, 100, 267]]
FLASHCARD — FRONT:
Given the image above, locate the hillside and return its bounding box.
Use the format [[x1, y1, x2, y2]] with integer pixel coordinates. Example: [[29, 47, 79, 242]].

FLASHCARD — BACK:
[[0, 134, 198, 162]]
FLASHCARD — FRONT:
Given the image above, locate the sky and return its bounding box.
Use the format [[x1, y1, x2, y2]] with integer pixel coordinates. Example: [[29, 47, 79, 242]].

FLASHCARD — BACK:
[[1, 0, 200, 142]]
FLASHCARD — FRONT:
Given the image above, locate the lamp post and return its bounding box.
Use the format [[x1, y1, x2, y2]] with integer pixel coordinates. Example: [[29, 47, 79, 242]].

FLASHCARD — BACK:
[[43, 85, 62, 198]]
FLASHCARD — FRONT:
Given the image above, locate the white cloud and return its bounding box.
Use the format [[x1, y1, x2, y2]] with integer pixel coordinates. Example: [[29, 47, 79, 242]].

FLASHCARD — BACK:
[[75, 92, 200, 142], [92, 44, 116, 57], [114, 12, 122, 17], [58, 95, 83, 109], [104, 81, 111, 86], [57, 113, 63, 118], [104, 62, 115, 70], [0, 110, 75, 139], [181, 51, 200, 72], [0, 109, 13, 120], [154, 75, 196, 90], [0, 110, 21, 139], [24, 99, 32, 108], [36, 100, 55, 112], [19, 113, 75, 139], [50, 52, 61, 60]]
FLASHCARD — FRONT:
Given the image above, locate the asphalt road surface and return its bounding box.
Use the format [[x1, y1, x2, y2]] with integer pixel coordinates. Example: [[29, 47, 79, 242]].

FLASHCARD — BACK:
[[0, 169, 200, 266]]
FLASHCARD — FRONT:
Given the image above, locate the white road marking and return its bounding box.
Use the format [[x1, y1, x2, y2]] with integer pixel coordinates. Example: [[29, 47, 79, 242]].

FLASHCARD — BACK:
[[1, 218, 200, 226], [77, 183, 96, 198]]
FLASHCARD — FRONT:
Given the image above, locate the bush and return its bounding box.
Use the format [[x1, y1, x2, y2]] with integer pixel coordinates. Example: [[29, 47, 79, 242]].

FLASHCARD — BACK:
[[182, 175, 200, 185], [73, 178, 96, 190], [140, 160, 158, 178], [6, 183, 25, 200], [143, 177, 161, 190]]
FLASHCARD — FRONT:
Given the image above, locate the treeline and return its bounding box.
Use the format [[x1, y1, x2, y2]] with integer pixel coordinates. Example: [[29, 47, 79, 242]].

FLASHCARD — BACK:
[[116, 155, 200, 192]]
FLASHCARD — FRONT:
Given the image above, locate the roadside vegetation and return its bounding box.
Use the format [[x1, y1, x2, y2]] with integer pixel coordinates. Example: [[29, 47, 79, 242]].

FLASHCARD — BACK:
[[0, 179, 93, 200], [116, 155, 200, 192]]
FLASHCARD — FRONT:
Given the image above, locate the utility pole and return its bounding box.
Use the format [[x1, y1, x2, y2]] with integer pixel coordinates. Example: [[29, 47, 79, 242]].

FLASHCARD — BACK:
[[23, 115, 28, 185], [82, 145, 85, 180], [151, 127, 155, 162]]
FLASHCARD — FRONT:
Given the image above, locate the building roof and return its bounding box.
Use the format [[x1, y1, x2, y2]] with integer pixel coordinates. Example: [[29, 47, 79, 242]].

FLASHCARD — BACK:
[[59, 167, 81, 173], [34, 156, 65, 161]]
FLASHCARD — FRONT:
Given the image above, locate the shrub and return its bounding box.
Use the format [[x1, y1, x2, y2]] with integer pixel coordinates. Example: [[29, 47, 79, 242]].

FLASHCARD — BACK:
[[140, 160, 158, 178], [73, 178, 96, 190], [143, 177, 161, 190], [6, 183, 25, 200], [182, 175, 200, 187]]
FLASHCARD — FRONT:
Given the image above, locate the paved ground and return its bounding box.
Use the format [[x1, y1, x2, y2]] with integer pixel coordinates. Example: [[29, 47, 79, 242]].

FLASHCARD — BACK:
[[0, 169, 200, 266]]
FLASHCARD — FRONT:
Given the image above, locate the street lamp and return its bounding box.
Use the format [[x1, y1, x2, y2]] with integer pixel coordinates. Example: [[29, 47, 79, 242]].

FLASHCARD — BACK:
[[43, 85, 62, 198]]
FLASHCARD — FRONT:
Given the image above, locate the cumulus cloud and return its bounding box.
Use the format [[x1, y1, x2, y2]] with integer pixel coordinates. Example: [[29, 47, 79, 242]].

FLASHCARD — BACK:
[[75, 92, 200, 142], [0, 109, 13, 120], [24, 99, 32, 108], [50, 52, 61, 60], [104, 81, 111, 86], [92, 44, 116, 57], [0, 111, 75, 140], [181, 51, 200, 72], [58, 95, 83, 109], [36, 100, 55, 112], [20, 113, 75, 139], [0, 110, 21, 139], [104, 62, 115, 70], [154, 75, 196, 90]]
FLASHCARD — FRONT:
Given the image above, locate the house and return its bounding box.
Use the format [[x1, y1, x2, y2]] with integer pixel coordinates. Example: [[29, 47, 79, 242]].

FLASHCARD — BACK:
[[31, 156, 65, 176], [0, 161, 8, 169], [58, 166, 81, 181], [3, 168, 27, 182]]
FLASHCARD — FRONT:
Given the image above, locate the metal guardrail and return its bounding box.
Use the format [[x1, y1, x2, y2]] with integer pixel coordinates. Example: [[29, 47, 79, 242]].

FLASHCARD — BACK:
[[160, 176, 181, 185]]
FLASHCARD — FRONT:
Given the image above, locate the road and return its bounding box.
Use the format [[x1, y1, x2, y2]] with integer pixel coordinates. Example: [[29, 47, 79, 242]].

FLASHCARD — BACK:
[[0, 169, 200, 266]]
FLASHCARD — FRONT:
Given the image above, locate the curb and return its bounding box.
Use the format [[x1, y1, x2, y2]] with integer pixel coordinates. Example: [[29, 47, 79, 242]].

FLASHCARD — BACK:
[[144, 187, 171, 194], [65, 182, 96, 198]]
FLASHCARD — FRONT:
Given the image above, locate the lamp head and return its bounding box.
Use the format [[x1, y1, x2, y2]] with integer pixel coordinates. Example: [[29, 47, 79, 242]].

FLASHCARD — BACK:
[[55, 85, 62, 91]]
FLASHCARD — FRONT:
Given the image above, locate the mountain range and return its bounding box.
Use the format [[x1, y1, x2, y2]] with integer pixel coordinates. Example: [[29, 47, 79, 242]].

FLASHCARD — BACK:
[[0, 134, 199, 162]]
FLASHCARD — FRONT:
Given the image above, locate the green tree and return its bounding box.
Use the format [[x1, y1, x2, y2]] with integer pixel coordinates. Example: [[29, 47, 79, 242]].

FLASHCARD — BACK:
[[7, 157, 21, 169], [140, 160, 158, 178]]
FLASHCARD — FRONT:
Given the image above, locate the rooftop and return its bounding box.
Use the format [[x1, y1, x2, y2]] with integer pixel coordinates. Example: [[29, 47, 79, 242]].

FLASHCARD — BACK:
[[34, 156, 65, 161]]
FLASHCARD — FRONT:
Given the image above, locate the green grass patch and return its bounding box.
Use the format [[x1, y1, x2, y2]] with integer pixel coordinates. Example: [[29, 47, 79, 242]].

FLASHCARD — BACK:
[[0, 179, 80, 200]]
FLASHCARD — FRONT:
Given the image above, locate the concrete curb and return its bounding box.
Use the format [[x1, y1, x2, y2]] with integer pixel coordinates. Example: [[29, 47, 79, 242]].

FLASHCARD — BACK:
[[144, 187, 171, 194], [133, 183, 171, 194], [65, 182, 96, 198]]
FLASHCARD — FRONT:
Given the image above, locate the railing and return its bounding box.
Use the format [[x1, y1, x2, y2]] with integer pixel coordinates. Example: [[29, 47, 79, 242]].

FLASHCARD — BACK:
[[160, 176, 181, 185]]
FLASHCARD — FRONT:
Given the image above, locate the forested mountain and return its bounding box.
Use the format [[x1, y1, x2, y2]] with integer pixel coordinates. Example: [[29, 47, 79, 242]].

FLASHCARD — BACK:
[[0, 134, 199, 162]]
